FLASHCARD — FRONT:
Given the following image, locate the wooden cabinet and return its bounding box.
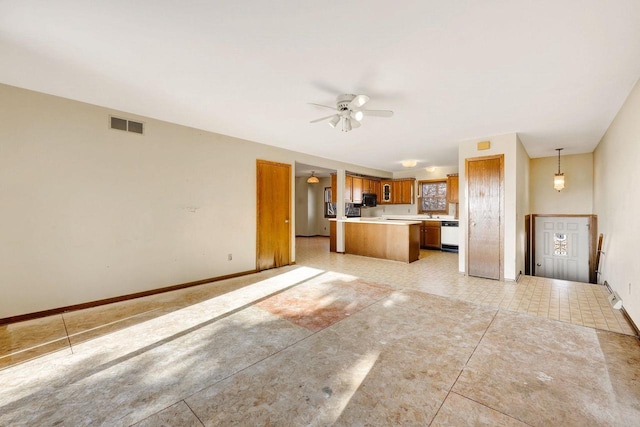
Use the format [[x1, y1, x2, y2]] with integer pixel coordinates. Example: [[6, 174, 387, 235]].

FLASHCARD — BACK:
[[361, 178, 371, 194], [330, 175, 404, 205], [398, 179, 415, 204], [391, 180, 402, 204], [447, 174, 459, 204], [372, 180, 381, 200], [330, 221, 337, 252], [379, 179, 414, 204], [351, 176, 363, 204], [361, 178, 380, 197], [421, 220, 441, 249], [344, 175, 353, 202], [344, 221, 420, 263], [380, 180, 392, 203]]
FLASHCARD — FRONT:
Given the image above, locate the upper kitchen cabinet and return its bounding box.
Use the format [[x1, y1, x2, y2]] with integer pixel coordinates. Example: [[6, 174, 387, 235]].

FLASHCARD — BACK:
[[372, 180, 381, 199], [345, 175, 353, 202], [447, 174, 459, 204], [351, 176, 363, 204], [380, 179, 414, 204], [361, 178, 380, 197], [380, 180, 392, 204], [398, 179, 415, 204]]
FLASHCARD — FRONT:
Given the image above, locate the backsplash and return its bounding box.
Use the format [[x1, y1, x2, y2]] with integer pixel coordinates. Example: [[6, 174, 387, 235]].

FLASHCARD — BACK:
[[361, 204, 417, 217]]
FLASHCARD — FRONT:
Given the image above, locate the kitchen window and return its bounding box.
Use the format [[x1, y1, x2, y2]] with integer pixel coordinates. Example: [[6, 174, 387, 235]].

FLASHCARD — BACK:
[[418, 180, 447, 214]]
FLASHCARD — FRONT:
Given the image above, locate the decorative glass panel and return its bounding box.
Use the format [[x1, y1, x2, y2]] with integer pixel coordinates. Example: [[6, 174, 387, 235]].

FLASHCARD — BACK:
[[554, 233, 567, 256]]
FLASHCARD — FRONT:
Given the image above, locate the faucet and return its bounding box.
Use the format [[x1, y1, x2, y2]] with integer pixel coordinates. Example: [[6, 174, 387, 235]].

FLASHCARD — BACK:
[[427, 213, 433, 218]]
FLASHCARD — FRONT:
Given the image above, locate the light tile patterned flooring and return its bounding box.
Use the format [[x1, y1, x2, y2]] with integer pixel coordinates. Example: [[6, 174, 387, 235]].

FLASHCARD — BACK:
[[295, 237, 636, 335], [0, 236, 639, 425]]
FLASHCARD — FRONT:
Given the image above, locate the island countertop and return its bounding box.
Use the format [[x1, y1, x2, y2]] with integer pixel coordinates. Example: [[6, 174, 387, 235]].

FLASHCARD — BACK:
[[381, 215, 459, 222], [329, 217, 422, 226]]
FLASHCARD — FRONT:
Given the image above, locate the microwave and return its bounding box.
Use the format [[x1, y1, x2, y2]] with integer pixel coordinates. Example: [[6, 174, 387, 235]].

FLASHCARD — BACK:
[[361, 193, 377, 207]]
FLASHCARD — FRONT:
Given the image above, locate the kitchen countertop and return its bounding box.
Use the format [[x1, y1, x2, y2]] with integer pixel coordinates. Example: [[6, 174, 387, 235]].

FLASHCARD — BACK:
[[380, 215, 459, 222], [329, 218, 422, 226]]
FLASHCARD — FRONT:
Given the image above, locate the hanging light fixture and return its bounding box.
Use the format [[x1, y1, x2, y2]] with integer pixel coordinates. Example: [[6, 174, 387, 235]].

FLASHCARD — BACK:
[[554, 148, 565, 192], [307, 171, 320, 184]]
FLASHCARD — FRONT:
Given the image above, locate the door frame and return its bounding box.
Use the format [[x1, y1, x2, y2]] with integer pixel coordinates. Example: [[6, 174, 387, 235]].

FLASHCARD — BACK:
[[465, 154, 504, 281], [526, 214, 598, 283], [256, 159, 291, 271]]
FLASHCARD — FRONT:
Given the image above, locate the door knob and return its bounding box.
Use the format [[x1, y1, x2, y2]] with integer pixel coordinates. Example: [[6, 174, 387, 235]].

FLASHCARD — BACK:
[[285, 219, 289, 223], [536, 263, 541, 267]]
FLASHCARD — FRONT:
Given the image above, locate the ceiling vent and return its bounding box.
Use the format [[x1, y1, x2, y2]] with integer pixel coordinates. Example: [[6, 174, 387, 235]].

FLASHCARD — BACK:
[[110, 116, 144, 134]]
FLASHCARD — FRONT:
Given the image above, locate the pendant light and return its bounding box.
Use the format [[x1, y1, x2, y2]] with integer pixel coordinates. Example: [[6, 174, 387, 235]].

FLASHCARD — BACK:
[[307, 171, 320, 184], [554, 148, 565, 192]]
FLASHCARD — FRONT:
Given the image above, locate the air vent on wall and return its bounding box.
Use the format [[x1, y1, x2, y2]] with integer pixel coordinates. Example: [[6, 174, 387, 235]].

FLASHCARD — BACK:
[[110, 116, 144, 134]]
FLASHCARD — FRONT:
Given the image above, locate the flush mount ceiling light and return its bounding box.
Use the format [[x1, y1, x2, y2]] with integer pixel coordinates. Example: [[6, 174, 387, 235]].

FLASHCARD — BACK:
[[554, 148, 565, 192], [309, 94, 393, 132], [401, 160, 417, 168], [307, 171, 320, 184], [425, 167, 436, 172]]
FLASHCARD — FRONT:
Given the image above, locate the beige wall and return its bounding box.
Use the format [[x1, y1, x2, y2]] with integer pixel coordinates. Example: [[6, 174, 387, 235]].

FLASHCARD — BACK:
[[295, 177, 310, 236], [0, 84, 387, 318], [458, 133, 530, 280], [314, 177, 331, 236], [594, 78, 640, 327], [295, 177, 330, 236], [515, 135, 530, 279], [530, 153, 593, 214]]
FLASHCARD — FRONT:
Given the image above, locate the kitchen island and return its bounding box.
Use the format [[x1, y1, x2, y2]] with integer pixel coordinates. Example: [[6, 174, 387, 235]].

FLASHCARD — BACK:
[[330, 218, 421, 263]]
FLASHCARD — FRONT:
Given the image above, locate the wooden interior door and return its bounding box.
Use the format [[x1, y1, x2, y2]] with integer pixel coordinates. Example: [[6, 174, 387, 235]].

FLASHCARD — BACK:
[[256, 160, 291, 271], [466, 155, 503, 280]]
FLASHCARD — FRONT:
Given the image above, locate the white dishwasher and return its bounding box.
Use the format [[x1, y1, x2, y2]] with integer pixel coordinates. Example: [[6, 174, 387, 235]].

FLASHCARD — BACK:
[[440, 221, 459, 253]]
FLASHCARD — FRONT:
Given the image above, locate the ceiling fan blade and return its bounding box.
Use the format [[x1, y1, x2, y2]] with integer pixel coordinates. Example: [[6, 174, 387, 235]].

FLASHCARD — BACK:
[[362, 109, 394, 117], [348, 94, 370, 110], [310, 114, 338, 123], [308, 103, 337, 111]]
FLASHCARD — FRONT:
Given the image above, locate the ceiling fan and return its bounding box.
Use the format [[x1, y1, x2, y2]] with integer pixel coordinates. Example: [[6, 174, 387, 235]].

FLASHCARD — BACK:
[[309, 94, 393, 132]]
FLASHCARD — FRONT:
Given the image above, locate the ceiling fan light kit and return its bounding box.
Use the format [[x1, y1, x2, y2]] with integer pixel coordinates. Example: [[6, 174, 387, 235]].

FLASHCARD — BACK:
[[310, 94, 393, 132]]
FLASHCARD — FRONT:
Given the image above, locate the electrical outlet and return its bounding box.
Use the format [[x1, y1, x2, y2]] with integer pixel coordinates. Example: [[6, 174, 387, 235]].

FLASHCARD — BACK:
[[228, 253, 232, 261], [629, 283, 632, 294]]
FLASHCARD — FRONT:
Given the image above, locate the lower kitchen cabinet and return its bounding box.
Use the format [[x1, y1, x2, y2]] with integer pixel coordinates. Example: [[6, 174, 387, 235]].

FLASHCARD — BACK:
[[421, 220, 441, 249]]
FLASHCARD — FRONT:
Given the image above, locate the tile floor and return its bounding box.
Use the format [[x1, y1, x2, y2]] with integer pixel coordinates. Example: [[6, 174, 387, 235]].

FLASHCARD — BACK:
[[0, 236, 638, 426]]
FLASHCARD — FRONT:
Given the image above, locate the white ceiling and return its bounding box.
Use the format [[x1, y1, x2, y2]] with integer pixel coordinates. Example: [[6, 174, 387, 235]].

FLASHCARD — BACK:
[[2, 1, 640, 172]]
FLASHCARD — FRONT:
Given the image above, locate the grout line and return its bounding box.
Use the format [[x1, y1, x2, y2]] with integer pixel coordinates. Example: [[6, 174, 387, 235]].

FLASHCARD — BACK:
[[183, 400, 206, 427], [428, 309, 499, 426], [444, 391, 536, 427]]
